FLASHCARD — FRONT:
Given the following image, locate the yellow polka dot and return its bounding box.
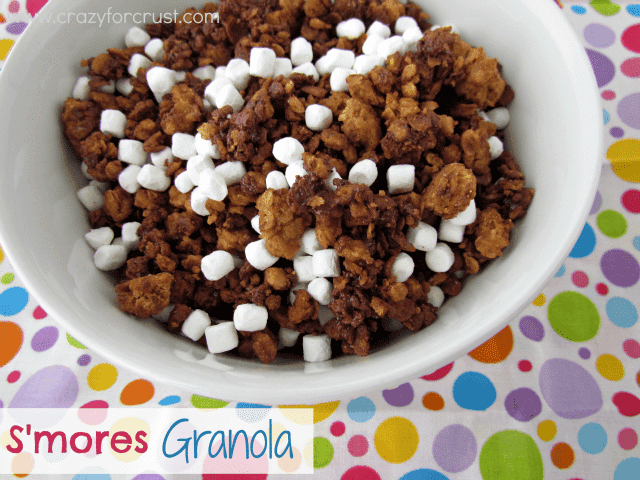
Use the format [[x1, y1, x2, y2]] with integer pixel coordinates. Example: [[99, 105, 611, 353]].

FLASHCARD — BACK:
[[374, 417, 419, 463], [596, 353, 625, 381], [109, 417, 149, 463], [278, 446, 301, 472], [537, 420, 557, 442], [0, 246, 4, 264], [1, 429, 21, 452], [0, 39, 15, 61], [532, 293, 545, 306], [279, 401, 339, 424], [87, 363, 118, 391], [607, 138, 640, 183]]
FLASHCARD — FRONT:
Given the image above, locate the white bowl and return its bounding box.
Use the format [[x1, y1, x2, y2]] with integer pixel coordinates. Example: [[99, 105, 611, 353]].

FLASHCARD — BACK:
[[0, 0, 601, 404]]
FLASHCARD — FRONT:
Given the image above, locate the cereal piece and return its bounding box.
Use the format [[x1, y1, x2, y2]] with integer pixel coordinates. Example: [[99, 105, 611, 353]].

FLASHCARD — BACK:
[[175, 171, 195, 193], [137, 164, 171, 192], [438, 219, 465, 243], [292, 62, 319, 82], [225, 58, 251, 90], [394, 16, 419, 35], [363, 34, 384, 56], [203, 77, 233, 106], [273, 58, 293, 78], [377, 36, 407, 58], [198, 169, 228, 201], [257, 188, 307, 259], [488, 136, 504, 160], [348, 159, 378, 186], [273, 137, 305, 165], [251, 215, 261, 234], [308, 277, 333, 305], [234, 303, 268, 332], [425, 242, 455, 272], [303, 334, 332, 362], [423, 163, 476, 219], [285, 160, 308, 188], [118, 139, 147, 166], [100, 109, 126, 138], [121, 222, 141, 250], [115, 78, 134, 96], [330, 68, 355, 92], [118, 165, 142, 194], [475, 208, 513, 259], [181, 309, 211, 341], [128, 53, 152, 77], [265, 170, 288, 190], [116, 272, 172, 317], [391, 252, 414, 282], [289, 282, 309, 305], [291, 37, 313, 67], [305, 104, 333, 132], [336, 18, 365, 39], [192, 65, 216, 81], [73, 76, 90, 100], [316, 48, 355, 76], [201, 250, 235, 281], [486, 107, 510, 130], [387, 164, 415, 194], [278, 328, 300, 348], [195, 132, 221, 159], [77, 184, 104, 210], [172, 133, 197, 160], [300, 229, 322, 255], [146, 67, 178, 100], [313, 249, 340, 278], [186, 154, 215, 185], [249, 47, 276, 78], [144, 38, 165, 61], [153, 305, 173, 323], [205, 322, 239, 353], [245, 239, 279, 270], [367, 20, 391, 39], [449, 199, 477, 226], [427, 285, 445, 308], [264, 267, 291, 290], [402, 26, 423, 53], [190, 186, 211, 216], [125, 26, 150, 48], [150, 147, 173, 171], [84, 227, 114, 249], [94, 244, 127, 271], [294, 255, 317, 283], [406, 221, 437, 252], [215, 84, 245, 112]]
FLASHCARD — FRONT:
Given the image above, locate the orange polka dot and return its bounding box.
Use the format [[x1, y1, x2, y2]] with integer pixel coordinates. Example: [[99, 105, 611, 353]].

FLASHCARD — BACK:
[[0, 13, 6, 23], [0, 321, 23, 367], [636, 370, 639, 388], [550, 442, 574, 469], [422, 392, 444, 410], [468, 326, 513, 363], [120, 379, 154, 405]]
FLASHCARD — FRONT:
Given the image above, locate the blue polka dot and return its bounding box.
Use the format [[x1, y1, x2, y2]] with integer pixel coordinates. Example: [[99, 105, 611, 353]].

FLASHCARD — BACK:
[[572, 5, 587, 14], [606, 297, 638, 328], [614, 458, 640, 480], [452, 372, 496, 411], [237, 402, 270, 409], [555, 265, 566, 277], [569, 223, 596, 258], [0, 287, 29, 316], [633, 236, 640, 252], [72, 474, 111, 480], [158, 395, 181, 406], [604, 109, 610, 125], [627, 4, 640, 16], [347, 396, 376, 423], [399, 469, 450, 480], [578, 422, 607, 454]]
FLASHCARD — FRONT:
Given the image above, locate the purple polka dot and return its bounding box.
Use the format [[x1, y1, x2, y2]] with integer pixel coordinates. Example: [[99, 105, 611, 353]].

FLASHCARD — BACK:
[[5, 22, 28, 35], [590, 191, 603, 215], [579, 347, 591, 359], [77, 354, 91, 366], [382, 382, 414, 407], [432, 424, 477, 473], [31, 326, 59, 352], [610, 126, 624, 137], [519, 316, 545, 342], [586, 48, 616, 87], [601, 249, 640, 287], [504, 387, 542, 422], [617, 93, 640, 129], [132, 475, 166, 480], [584, 23, 616, 48]]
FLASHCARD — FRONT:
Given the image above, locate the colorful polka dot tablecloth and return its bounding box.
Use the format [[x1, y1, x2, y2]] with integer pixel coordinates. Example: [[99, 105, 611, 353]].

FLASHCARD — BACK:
[[1, 0, 640, 478]]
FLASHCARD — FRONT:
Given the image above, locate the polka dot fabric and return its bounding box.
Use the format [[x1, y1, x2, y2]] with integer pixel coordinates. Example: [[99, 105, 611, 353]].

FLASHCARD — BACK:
[[0, 1, 639, 478]]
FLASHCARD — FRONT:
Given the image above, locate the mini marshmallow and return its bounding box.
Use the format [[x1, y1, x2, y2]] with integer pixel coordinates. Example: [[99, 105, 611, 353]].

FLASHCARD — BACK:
[[214, 66, 227, 79], [273, 58, 293, 78], [172, 133, 197, 160], [278, 328, 300, 348], [449, 199, 477, 226], [488, 136, 504, 160], [305, 104, 333, 131], [395, 16, 419, 35], [121, 222, 141, 251], [292, 62, 319, 82], [215, 161, 246, 186], [251, 215, 261, 234], [73, 76, 90, 100], [90, 180, 109, 192], [144, 37, 165, 61], [318, 306, 333, 326], [402, 26, 423, 52], [203, 77, 232, 106], [215, 84, 245, 112], [312, 249, 340, 278], [406, 221, 437, 252], [349, 159, 378, 186], [478, 110, 490, 122], [128, 53, 152, 77], [249, 47, 276, 78], [427, 285, 445, 308], [146, 66, 178, 100], [137, 164, 171, 192], [201, 250, 235, 281], [324, 168, 342, 191], [387, 164, 415, 194], [174, 71, 187, 82], [150, 147, 173, 171], [181, 309, 211, 341], [367, 20, 392, 39], [377, 35, 407, 58], [303, 334, 332, 362], [118, 165, 142, 194], [425, 242, 455, 273], [316, 49, 355, 75], [116, 78, 134, 96], [100, 109, 126, 138], [195, 132, 221, 159], [486, 107, 510, 130], [245, 239, 279, 270], [266, 170, 289, 190], [293, 255, 317, 283], [118, 139, 147, 165], [438, 219, 465, 243], [190, 186, 211, 216], [125, 26, 151, 48], [192, 65, 216, 81], [273, 137, 305, 165], [391, 252, 414, 282], [225, 58, 250, 90], [205, 322, 239, 353], [336, 18, 365, 39], [77, 185, 104, 210], [198, 168, 228, 201], [330, 67, 355, 92], [84, 227, 114, 250], [308, 278, 333, 305], [429, 24, 442, 31], [175, 171, 195, 193], [353, 55, 386, 75], [98, 81, 116, 94], [94, 245, 127, 271], [233, 303, 268, 332], [291, 37, 314, 66], [300, 229, 322, 255], [362, 34, 384, 56], [285, 161, 308, 188], [186, 154, 215, 185]]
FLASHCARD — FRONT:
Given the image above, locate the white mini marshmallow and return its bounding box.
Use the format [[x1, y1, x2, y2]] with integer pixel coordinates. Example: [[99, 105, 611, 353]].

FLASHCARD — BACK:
[[181, 309, 211, 341], [308, 277, 333, 305], [144, 38, 165, 61], [90, 180, 109, 192], [94, 244, 127, 271], [201, 250, 235, 281], [245, 239, 279, 270], [116, 78, 134, 96], [293, 255, 317, 283], [198, 168, 228, 201], [391, 252, 414, 282], [251, 215, 261, 234], [84, 227, 114, 250], [377, 35, 407, 58], [98, 81, 116, 94], [367, 20, 391, 39], [225, 58, 251, 90], [214, 66, 227, 79], [233, 303, 268, 332], [81, 162, 93, 180], [402, 26, 423, 52], [195, 132, 221, 159], [449, 199, 477, 226], [128, 53, 152, 77], [395, 16, 419, 35], [192, 65, 216, 81], [215, 84, 245, 112], [190, 186, 211, 216], [203, 77, 232, 106], [100, 109, 126, 138], [362, 34, 384, 56], [186, 154, 215, 185], [289, 282, 309, 305], [300, 229, 322, 255], [249, 47, 276, 78], [175, 171, 195, 193], [278, 328, 300, 348], [478, 110, 490, 122], [291, 37, 314, 66], [292, 62, 319, 82], [77, 185, 104, 210], [438, 219, 465, 243], [174, 71, 187, 82], [336, 18, 365, 39], [146, 66, 178, 100], [488, 136, 504, 160], [285, 160, 308, 187], [349, 159, 378, 186], [316, 49, 355, 75], [205, 322, 239, 353], [125, 26, 150, 48], [118, 139, 147, 165], [387, 164, 415, 194], [353, 55, 386, 74], [172, 133, 198, 160], [73, 76, 90, 100], [427, 285, 445, 308], [429, 24, 442, 31], [150, 147, 173, 171], [118, 165, 142, 194], [425, 242, 455, 273], [486, 107, 510, 130], [273, 137, 304, 165], [305, 104, 333, 131], [406, 221, 437, 252], [137, 164, 171, 192], [273, 58, 293, 78], [215, 161, 246, 186], [266, 170, 289, 190], [121, 222, 141, 251], [318, 306, 333, 326], [324, 168, 342, 191], [330, 67, 355, 92], [312, 249, 340, 278], [303, 334, 332, 362]]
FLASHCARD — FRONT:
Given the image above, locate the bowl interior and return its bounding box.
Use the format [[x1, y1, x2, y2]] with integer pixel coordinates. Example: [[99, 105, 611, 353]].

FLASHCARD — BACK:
[[0, 0, 601, 403]]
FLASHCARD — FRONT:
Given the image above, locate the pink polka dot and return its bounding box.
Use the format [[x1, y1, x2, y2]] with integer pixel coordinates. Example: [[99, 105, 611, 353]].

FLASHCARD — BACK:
[[621, 58, 640, 78], [596, 283, 609, 295], [341, 466, 380, 480], [330, 421, 346, 437], [347, 435, 369, 457], [518, 360, 532, 372], [7, 370, 20, 383], [571, 270, 589, 288], [618, 428, 638, 450], [602, 90, 616, 100], [621, 189, 640, 214], [623, 339, 640, 359], [622, 24, 640, 54], [8, 1, 20, 13], [33, 306, 47, 319]]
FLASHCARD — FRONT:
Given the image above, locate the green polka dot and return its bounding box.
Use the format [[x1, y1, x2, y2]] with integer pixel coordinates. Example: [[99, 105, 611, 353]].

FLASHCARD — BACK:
[[190, 395, 229, 408], [1, 273, 14, 284], [66, 333, 86, 349], [313, 437, 333, 469], [548, 292, 600, 342], [597, 209, 627, 238], [480, 430, 543, 480]]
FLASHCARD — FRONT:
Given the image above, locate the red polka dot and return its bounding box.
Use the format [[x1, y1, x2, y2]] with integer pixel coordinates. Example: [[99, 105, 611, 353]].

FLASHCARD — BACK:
[[341, 466, 381, 480], [33, 306, 47, 319], [621, 58, 640, 78], [571, 271, 589, 288], [347, 435, 369, 457], [8, 1, 20, 13], [7, 370, 20, 383], [596, 283, 608, 295], [602, 90, 616, 100], [622, 24, 640, 54], [623, 339, 640, 359], [621, 189, 640, 214], [518, 360, 532, 372], [618, 428, 638, 450], [330, 421, 346, 437], [421, 362, 454, 381]]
